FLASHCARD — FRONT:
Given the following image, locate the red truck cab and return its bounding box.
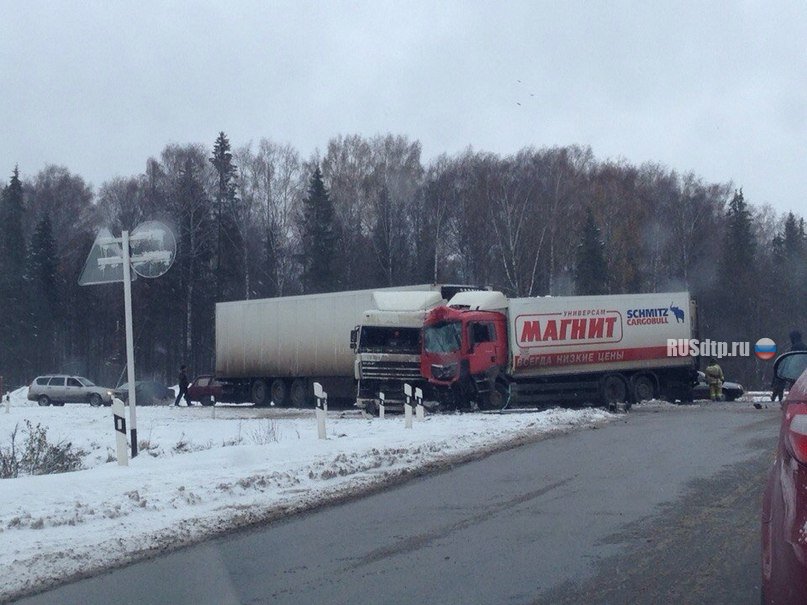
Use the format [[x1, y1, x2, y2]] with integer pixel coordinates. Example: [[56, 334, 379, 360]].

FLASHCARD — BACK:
[[421, 303, 508, 407]]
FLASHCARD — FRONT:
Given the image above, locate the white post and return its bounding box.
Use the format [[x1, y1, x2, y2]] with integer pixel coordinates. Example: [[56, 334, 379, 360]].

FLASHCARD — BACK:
[[112, 398, 129, 466], [415, 387, 424, 420], [4, 394, 9, 414], [404, 383, 413, 429], [313, 382, 326, 439], [121, 231, 138, 457], [378, 392, 385, 419]]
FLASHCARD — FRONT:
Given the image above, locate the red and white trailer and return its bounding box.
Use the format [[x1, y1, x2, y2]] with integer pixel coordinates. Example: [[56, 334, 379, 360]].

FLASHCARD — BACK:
[[421, 291, 697, 409]]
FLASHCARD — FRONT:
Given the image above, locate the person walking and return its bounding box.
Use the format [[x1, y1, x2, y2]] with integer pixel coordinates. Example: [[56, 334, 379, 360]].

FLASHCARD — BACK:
[[705, 357, 724, 402], [174, 365, 190, 406]]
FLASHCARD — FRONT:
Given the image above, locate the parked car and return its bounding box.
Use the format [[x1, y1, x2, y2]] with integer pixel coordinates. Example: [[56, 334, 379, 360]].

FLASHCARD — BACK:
[[762, 350, 807, 604], [113, 381, 174, 406], [692, 370, 744, 401], [186, 374, 224, 406], [27, 375, 113, 407]]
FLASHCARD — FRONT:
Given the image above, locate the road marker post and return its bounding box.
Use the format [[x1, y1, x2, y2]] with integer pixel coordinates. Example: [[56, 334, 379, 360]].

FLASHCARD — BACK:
[[313, 382, 327, 440], [415, 387, 424, 421], [112, 398, 129, 466], [404, 383, 413, 429], [378, 391, 385, 419]]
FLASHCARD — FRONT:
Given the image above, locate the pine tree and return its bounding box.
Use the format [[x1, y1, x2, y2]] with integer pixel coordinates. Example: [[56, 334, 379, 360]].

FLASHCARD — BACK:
[[0, 167, 28, 384], [210, 132, 241, 301], [299, 166, 338, 293], [574, 208, 608, 295], [712, 189, 758, 381], [26, 212, 60, 372]]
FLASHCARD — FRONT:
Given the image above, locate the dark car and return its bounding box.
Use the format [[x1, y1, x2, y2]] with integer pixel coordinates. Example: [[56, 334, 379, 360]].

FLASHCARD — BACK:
[[186, 374, 223, 406], [692, 370, 744, 401], [113, 381, 173, 406], [761, 351, 807, 604]]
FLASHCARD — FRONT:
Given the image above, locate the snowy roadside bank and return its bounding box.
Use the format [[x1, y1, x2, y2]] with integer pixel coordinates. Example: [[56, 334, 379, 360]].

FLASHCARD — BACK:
[[1, 391, 613, 602]]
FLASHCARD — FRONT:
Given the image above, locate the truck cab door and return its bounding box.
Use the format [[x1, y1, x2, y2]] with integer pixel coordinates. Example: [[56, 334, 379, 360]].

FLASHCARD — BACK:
[[467, 321, 499, 377]]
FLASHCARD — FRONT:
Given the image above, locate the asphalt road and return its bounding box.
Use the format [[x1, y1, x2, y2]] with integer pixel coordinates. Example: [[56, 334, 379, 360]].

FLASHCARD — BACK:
[[14, 403, 779, 605]]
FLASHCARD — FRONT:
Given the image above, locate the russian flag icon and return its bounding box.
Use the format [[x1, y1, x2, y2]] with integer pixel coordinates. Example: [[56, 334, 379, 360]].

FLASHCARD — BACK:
[[755, 338, 777, 360]]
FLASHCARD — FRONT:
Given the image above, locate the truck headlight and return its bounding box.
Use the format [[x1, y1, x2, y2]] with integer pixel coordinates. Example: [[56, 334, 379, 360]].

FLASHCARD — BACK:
[[431, 363, 458, 380]]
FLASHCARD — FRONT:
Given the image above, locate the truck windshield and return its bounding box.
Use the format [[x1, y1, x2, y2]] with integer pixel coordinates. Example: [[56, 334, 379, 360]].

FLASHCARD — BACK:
[[424, 321, 462, 353], [359, 326, 420, 354]]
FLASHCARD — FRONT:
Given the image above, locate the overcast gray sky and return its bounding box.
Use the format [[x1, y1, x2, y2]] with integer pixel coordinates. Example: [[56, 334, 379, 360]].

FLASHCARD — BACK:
[[2, 1, 805, 215]]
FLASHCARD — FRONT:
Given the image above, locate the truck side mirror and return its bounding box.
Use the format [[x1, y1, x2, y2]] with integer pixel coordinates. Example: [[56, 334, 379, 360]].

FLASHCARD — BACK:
[[350, 327, 358, 350]]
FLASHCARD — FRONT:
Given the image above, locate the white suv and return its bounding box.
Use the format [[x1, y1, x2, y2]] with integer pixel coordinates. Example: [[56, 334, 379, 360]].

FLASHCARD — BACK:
[[27, 375, 113, 407]]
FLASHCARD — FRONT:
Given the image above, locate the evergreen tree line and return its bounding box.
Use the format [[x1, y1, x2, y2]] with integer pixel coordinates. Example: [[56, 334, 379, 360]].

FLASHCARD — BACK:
[[0, 132, 805, 390]]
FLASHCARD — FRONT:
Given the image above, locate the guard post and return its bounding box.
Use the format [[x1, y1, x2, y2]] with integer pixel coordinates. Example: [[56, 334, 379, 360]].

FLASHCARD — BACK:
[[313, 382, 327, 440], [112, 398, 129, 466], [378, 391, 385, 419], [404, 383, 413, 429], [415, 387, 424, 420]]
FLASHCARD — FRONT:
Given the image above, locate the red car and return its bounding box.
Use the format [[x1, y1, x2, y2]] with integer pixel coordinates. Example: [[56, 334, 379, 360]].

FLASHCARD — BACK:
[[762, 350, 807, 604], [186, 374, 224, 406]]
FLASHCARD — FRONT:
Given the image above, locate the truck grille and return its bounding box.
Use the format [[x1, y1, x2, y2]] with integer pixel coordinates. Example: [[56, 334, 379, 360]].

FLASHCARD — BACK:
[[360, 360, 422, 380]]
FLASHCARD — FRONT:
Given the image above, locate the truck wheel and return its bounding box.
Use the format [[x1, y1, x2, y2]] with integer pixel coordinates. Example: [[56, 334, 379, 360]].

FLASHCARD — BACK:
[[290, 379, 311, 408], [601, 374, 628, 408], [270, 379, 288, 406], [632, 374, 656, 403], [251, 379, 270, 407]]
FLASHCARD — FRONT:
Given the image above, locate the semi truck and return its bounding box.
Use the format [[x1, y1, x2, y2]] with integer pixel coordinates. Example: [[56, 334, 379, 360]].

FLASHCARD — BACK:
[[421, 290, 698, 410], [215, 284, 479, 407], [352, 286, 484, 413]]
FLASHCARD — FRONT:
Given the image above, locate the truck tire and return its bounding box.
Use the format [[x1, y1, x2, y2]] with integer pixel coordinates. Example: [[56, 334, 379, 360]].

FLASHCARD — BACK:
[[251, 379, 270, 407], [290, 378, 312, 408], [631, 374, 656, 403], [601, 374, 628, 408], [270, 379, 288, 407]]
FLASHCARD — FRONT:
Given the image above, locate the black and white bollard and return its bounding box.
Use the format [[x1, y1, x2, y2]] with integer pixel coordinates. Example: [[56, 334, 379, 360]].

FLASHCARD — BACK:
[[404, 383, 413, 429], [313, 382, 327, 440], [112, 398, 129, 466], [378, 391, 385, 419], [415, 387, 425, 421]]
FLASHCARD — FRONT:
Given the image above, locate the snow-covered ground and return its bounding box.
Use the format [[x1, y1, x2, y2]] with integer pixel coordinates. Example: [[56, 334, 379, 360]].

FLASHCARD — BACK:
[[0, 387, 613, 601]]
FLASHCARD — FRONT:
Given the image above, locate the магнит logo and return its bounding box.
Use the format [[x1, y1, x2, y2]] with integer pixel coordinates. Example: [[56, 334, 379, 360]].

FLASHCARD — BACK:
[[755, 338, 777, 360]]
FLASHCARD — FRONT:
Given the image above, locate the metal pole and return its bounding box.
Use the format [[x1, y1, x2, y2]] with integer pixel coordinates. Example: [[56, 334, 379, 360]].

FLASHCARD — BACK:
[[122, 231, 138, 457]]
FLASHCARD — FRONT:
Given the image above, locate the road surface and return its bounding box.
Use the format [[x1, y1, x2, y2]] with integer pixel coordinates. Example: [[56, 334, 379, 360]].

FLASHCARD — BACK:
[[13, 403, 779, 605]]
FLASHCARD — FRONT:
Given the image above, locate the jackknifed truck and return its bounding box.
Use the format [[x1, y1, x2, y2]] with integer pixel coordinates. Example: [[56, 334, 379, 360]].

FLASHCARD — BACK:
[[351, 286, 483, 413], [215, 284, 480, 407], [421, 290, 697, 410]]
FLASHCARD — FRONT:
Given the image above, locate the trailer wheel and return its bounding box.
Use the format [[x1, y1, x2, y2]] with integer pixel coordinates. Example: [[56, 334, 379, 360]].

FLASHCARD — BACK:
[[601, 374, 628, 408], [290, 378, 312, 408], [631, 374, 656, 403], [251, 379, 270, 407], [270, 379, 288, 407]]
